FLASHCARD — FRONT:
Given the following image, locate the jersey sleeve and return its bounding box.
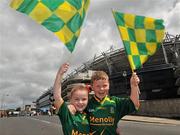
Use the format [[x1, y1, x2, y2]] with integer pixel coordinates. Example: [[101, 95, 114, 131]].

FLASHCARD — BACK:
[[57, 102, 70, 123], [114, 96, 136, 119]]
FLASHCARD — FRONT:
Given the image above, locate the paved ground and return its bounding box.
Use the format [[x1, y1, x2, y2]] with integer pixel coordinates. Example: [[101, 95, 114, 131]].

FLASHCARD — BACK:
[[0, 115, 179, 135], [122, 115, 180, 125]]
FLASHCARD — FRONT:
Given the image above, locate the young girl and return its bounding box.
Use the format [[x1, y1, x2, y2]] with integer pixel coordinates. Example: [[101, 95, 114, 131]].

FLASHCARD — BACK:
[[53, 63, 90, 135]]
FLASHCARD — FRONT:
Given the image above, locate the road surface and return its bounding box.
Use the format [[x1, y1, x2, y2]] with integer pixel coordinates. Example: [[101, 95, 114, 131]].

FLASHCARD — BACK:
[[0, 115, 179, 135]]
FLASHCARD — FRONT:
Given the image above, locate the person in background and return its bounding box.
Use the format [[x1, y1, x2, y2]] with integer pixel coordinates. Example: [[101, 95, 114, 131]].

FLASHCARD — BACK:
[[47, 110, 51, 116]]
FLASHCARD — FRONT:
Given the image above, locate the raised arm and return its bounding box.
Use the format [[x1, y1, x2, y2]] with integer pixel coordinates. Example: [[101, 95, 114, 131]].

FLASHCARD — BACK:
[[53, 63, 69, 111], [130, 72, 140, 109]]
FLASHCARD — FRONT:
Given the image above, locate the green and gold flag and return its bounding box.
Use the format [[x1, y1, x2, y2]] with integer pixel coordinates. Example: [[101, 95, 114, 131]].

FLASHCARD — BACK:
[[10, 0, 90, 52], [112, 11, 165, 70]]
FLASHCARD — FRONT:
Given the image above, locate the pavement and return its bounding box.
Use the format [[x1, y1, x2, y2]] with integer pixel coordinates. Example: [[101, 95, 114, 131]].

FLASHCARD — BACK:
[[122, 115, 180, 125]]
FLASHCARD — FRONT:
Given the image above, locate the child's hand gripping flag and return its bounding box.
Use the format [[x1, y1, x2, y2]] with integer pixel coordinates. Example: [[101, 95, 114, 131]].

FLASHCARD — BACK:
[[10, 0, 90, 53], [112, 11, 165, 70]]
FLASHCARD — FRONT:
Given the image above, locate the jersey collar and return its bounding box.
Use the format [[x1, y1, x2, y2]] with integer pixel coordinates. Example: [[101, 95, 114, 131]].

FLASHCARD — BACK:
[[93, 95, 108, 103]]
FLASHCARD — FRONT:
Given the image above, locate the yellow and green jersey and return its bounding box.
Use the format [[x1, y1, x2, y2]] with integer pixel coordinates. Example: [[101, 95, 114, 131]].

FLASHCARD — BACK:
[[57, 102, 90, 135], [87, 95, 136, 135]]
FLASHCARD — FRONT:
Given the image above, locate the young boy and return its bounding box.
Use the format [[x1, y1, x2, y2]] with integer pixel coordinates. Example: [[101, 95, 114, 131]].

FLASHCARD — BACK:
[[88, 71, 140, 135], [53, 63, 90, 135]]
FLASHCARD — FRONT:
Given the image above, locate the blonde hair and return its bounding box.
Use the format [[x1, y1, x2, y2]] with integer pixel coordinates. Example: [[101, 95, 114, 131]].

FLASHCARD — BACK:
[[69, 84, 89, 99], [91, 71, 109, 84]]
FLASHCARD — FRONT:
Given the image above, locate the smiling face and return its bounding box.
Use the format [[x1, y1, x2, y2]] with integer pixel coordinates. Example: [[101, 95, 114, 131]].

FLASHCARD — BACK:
[[91, 71, 110, 100], [70, 86, 88, 113], [92, 79, 109, 100]]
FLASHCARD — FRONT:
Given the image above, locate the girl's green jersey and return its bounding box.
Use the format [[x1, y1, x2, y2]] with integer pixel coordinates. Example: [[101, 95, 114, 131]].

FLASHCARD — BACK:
[[87, 95, 136, 135], [57, 102, 90, 135]]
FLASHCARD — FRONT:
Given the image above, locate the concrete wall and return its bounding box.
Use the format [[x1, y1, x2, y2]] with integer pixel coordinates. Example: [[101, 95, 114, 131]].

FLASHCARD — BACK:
[[136, 99, 180, 118]]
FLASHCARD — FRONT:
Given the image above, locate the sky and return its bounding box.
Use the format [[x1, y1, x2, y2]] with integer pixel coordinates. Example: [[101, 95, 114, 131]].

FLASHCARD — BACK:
[[0, 0, 180, 109]]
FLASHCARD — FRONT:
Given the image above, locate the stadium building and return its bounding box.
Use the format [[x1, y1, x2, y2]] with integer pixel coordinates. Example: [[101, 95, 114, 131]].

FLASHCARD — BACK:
[[36, 33, 180, 117]]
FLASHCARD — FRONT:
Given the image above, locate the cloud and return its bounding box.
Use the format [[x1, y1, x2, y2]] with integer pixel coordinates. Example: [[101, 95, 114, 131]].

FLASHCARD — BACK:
[[0, 0, 179, 109], [166, 1, 180, 35]]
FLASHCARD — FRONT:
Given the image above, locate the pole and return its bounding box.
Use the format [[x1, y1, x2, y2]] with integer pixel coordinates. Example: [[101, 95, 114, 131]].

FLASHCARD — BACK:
[[162, 42, 169, 64]]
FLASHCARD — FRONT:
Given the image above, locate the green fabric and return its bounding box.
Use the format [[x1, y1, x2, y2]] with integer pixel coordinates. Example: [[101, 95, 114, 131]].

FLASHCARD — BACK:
[[10, 0, 90, 52], [113, 11, 165, 70], [42, 14, 65, 32], [17, 0, 38, 15], [41, 0, 64, 11], [87, 95, 136, 135], [57, 102, 90, 135], [135, 16, 145, 28]]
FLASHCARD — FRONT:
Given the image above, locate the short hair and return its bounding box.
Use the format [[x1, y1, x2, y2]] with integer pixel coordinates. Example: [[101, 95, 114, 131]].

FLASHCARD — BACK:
[[69, 84, 89, 99], [91, 71, 109, 84]]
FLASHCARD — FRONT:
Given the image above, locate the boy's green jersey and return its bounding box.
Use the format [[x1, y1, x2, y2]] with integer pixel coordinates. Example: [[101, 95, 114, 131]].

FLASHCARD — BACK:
[[87, 95, 136, 135], [57, 102, 90, 135]]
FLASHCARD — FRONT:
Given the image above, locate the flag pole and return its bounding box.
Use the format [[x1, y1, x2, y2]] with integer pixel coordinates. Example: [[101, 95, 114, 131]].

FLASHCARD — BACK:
[[67, 52, 74, 64]]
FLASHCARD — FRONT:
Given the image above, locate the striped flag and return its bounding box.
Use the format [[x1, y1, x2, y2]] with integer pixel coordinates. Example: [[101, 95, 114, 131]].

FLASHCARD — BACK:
[[112, 11, 165, 70], [10, 0, 90, 52]]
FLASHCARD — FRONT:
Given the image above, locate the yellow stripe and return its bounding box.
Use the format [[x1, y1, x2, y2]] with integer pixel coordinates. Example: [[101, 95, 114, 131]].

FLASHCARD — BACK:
[[100, 129, 105, 135], [101, 95, 108, 104], [91, 131, 96, 135], [10, 0, 24, 9], [90, 123, 113, 126]]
